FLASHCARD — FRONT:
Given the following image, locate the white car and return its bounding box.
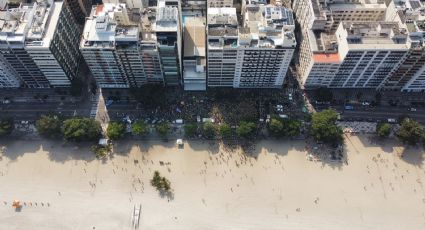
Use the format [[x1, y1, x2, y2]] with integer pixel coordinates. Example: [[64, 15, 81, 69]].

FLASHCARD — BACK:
[[288, 93, 293, 101], [410, 108, 417, 112]]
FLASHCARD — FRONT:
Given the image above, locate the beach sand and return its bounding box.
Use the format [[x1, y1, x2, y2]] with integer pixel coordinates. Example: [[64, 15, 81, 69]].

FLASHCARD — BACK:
[[0, 134, 424, 230]]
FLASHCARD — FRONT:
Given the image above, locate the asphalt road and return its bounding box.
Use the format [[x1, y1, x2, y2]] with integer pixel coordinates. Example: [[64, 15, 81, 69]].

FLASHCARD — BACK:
[[0, 102, 91, 120]]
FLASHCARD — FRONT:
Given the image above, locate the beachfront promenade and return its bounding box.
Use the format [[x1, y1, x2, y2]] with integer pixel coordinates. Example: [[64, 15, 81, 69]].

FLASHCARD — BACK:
[[0, 135, 424, 230]]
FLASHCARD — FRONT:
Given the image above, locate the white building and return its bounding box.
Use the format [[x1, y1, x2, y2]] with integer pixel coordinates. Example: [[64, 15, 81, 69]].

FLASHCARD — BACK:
[[292, 0, 403, 89], [80, 3, 145, 88], [207, 4, 296, 88], [327, 22, 410, 89]]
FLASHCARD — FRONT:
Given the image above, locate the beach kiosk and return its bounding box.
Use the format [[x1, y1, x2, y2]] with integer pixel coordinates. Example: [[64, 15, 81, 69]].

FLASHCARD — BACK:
[[176, 139, 184, 148]]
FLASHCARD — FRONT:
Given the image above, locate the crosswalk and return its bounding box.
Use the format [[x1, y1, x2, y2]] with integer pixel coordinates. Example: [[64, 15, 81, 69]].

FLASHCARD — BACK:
[[90, 89, 100, 118]]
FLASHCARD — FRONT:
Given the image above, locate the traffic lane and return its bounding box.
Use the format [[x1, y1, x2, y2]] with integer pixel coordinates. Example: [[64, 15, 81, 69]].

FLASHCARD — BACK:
[[340, 110, 425, 123]]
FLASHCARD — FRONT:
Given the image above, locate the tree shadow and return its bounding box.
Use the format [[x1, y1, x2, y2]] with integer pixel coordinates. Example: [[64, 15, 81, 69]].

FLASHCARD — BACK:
[[0, 139, 97, 163], [185, 139, 220, 155], [354, 134, 401, 153], [399, 146, 424, 166], [159, 190, 175, 201]]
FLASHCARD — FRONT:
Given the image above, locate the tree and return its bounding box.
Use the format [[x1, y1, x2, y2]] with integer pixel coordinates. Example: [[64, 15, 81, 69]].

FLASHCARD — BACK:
[[268, 117, 301, 137], [202, 121, 216, 138], [284, 119, 301, 137], [268, 117, 284, 137], [155, 122, 170, 138], [36, 115, 62, 138], [62, 118, 102, 142], [236, 121, 256, 138], [184, 123, 197, 137], [107, 122, 126, 140], [150, 171, 171, 192], [396, 118, 423, 145], [310, 109, 343, 145], [219, 123, 232, 138], [376, 122, 391, 138], [132, 120, 149, 136], [0, 118, 14, 137]]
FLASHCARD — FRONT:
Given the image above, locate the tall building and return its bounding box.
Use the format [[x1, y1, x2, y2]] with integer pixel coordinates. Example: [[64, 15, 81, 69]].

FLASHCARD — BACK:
[[326, 22, 410, 89], [156, 0, 182, 86], [207, 3, 296, 88], [80, 4, 145, 88], [183, 17, 206, 90], [0, 0, 82, 88], [382, 2, 425, 92], [292, 0, 403, 89], [64, 0, 92, 24]]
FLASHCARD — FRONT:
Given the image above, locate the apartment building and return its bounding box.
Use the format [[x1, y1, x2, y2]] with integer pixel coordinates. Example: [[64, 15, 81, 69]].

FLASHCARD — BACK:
[[156, 0, 182, 86], [292, 0, 402, 89], [383, 1, 425, 92], [207, 3, 296, 88], [207, 7, 239, 87], [183, 17, 206, 90], [0, 0, 81, 88], [64, 0, 92, 24], [80, 3, 145, 88], [324, 22, 410, 89]]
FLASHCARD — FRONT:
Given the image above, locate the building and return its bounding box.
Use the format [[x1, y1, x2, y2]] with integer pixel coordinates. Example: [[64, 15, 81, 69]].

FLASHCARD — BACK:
[[382, 1, 425, 92], [156, 0, 182, 86], [207, 7, 239, 87], [64, 0, 92, 24], [207, 4, 296, 88], [183, 17, 206, 90], [292, 0, 403, 89], [80, 3, 145, 88], [0, 0, 82, 88], [207, 0, 232, 8], [327, 22, 410, 89]]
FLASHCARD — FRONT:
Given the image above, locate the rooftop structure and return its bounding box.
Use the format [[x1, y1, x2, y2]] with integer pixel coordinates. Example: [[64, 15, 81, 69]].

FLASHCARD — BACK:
[[183, 17, 206, 90], [207, 4, 296, 88]]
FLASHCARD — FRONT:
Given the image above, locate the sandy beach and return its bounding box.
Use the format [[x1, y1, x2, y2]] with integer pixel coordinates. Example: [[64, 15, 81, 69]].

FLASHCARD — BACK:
[[0, 134, 425, 230]]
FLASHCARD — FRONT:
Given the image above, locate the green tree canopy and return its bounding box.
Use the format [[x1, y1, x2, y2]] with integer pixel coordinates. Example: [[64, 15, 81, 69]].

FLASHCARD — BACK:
[[236, 121, 256, 138], [132, 120, 148, 136], [397, 118, 423, 145], [268, 117, 284, 137], [310, 109, 343, 145], [36, 115, 62, 138], [62, 118, 102, 142], [376, 122, 391, 138], [219, 123, 232, 138], [0, 118, 14, 137], [155, 122, 170, 138], [268, 117, 301, 137], [202, 121, 216, 138], [184, 123, 197, 137], [107, 122, 126, 140]]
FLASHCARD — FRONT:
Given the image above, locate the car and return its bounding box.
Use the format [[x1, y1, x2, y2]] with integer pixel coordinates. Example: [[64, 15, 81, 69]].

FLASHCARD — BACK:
[[361, 101, 370, 106], [288, 93, 293, 101], [410, 108, 417, 112], [2, 99, 11, 104], [387, 118, 397, 123]]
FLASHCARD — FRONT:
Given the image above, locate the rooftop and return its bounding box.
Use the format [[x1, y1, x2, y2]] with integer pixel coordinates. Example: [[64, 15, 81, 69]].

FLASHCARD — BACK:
[[184, 17, 206, 57], [81, 4, 139, 48], [0, 0, 62, 48]]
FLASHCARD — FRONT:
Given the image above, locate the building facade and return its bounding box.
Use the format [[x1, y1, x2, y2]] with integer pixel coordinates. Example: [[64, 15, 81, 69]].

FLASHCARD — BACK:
[[207, 4, 296, 88], [0, 0, 82, 88]]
